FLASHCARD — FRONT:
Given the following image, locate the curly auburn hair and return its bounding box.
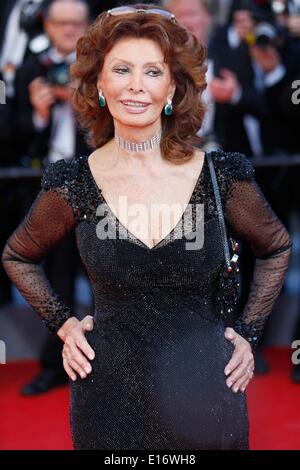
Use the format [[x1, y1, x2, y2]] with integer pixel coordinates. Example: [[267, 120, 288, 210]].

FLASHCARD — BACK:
[[70, 3, 207, 163]]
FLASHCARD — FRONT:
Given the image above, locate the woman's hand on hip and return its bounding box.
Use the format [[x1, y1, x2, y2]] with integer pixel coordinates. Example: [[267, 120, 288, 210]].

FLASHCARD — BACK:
[[57, 315, 95, 381], [224, 327, 254, 393]]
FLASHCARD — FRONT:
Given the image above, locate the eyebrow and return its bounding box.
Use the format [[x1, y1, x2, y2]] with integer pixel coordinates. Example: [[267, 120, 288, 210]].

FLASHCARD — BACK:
[[108, 58, 165, 67]]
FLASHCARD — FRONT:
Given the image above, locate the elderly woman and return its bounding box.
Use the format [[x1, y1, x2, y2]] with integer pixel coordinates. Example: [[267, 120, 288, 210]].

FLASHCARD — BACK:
[[2, 4, 292, 450]]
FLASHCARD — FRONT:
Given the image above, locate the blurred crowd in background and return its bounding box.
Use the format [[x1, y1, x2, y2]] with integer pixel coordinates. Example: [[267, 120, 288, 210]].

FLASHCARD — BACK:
[[1, 0, 300, 395]]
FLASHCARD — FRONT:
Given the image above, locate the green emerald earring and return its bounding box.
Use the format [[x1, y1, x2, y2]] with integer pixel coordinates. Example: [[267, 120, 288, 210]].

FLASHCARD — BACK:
[[164, 98, 173, 116], [98, 90, 106, 107]]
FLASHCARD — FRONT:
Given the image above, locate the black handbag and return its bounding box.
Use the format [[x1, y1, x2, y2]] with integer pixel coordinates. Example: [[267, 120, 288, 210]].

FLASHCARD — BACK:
[[207, 153, 240, 320]]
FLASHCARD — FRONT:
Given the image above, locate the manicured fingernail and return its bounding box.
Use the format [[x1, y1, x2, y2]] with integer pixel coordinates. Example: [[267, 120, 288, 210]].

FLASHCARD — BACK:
[[233, 387, 238, 393], [85, 365, 91, 373], [227, 381, 232, 387], [71, 375, 76, 381], [88, 353, 94, 360], [225, 369, 231, 375]]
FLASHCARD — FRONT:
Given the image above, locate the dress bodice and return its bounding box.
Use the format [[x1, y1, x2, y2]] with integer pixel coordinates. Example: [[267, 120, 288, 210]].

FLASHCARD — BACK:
[[2, 151, 292, 350]]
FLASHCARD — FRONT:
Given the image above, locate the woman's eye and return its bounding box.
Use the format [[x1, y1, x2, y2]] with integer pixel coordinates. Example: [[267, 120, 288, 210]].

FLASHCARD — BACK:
[[112, 67, 162, 76], [113, 67, 129, 74], [147, 69, 162, 77]]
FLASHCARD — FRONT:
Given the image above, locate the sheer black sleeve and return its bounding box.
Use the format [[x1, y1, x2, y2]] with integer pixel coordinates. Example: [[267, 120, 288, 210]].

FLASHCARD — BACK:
[[1, 159, 79, 334], [215, 152, 293, 350]]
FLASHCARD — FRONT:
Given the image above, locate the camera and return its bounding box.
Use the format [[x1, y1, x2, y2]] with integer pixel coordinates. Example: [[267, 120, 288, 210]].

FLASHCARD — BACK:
[[46, 62, 70, 87], [244, 20, 284, 49], [37, 51, 71, 104], [253, 22, 278, 47]]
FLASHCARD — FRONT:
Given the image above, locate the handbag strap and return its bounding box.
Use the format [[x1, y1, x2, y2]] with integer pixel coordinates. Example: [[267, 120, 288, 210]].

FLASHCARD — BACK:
[[206, 152, 231, 268]]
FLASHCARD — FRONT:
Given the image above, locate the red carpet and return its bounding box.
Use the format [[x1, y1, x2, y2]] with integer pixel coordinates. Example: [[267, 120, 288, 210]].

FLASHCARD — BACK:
[[0, 347, 299, 450], [0, 360, 73, 450], [248, 347, 300, 450]]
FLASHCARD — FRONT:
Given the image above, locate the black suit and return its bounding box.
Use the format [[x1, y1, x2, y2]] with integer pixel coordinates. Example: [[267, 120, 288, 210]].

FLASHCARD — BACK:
[[208, 25, 268, 156]]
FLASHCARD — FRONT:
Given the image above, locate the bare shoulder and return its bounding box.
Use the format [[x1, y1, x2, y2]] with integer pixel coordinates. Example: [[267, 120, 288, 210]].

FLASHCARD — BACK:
[[184, 147, 205, 175]]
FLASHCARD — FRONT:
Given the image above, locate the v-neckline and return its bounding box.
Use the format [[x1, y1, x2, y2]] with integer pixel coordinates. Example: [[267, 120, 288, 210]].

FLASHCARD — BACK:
[[84, 152, 206, 251]]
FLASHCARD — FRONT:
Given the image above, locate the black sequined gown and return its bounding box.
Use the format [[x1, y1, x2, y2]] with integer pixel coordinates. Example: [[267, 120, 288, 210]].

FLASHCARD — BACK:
[[2, 151, 292, 450]]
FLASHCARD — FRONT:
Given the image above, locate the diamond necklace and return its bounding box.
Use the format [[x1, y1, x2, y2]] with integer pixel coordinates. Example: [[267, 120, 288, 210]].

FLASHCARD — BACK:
[[114, 129, 162, 152]]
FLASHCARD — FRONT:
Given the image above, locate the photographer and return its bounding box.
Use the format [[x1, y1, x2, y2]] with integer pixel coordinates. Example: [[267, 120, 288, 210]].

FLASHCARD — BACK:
[[209, 0, 300, 154], [12, 0, 91, 396], [208, 0, 271, 157], [249, 23, 300, 154], [14, 0, 90, 164]]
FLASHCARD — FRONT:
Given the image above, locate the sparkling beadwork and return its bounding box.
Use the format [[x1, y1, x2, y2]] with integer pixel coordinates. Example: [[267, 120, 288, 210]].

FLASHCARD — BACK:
[[5, 150, 291, 346], [1, 149, 292, 450]]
